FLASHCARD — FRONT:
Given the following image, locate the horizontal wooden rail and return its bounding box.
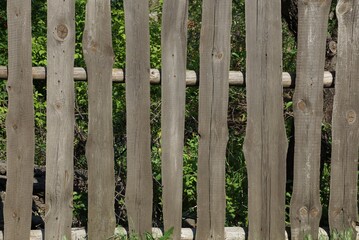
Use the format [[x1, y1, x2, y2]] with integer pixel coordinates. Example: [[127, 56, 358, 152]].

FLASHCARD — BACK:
[[0, 227, 357, 240], [0, 66, 335, 87]]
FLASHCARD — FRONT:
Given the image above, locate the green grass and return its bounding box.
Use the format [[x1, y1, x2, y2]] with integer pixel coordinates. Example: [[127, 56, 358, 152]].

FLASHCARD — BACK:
[[304, 228, 356, 240]]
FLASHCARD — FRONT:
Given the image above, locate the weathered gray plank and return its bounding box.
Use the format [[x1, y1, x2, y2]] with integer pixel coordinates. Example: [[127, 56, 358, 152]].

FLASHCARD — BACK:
[[243, 0, 287, 239], [124, 0, 153, 237], [161, 0, 188, 239], [329, 0, 359, 237], [83, 0, 116, 239], [196, 0, 232, 239], [45, 0, 76, 239], [290, 0, 332, 239], [4, 0, 35, 239]]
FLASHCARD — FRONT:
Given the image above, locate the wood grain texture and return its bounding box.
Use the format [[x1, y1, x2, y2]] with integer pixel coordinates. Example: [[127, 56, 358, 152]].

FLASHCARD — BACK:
[[4, 0, 35, 239], [45, 0, 75, 239], [196, 0, 232, 239], [243, 0, 288, 239], [83, 0, 116, 239], [161, 0, 188, 239], [290, 0, 332, 239], [329, 0, 359, 237], [124, 0, 153, 237]]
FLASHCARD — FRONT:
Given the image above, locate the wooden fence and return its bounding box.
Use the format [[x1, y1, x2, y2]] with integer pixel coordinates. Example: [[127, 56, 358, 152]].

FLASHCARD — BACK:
[[1, 0, 358, 239]]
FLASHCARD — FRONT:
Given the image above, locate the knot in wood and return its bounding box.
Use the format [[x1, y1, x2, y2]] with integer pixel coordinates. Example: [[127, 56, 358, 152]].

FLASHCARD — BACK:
[[346, 110, 356, 124], [15, 8, 21, 18], [213, 50, 223, 60], [310, 207, 319, 217], [299, 206, 308, 217], [56, 24, 68, 41], [12, 212, 19, 221], [297, 100, 307, 112], [331, 208, 343, 218], [337, 1, 352, 15], [55, 101, 63, 110]]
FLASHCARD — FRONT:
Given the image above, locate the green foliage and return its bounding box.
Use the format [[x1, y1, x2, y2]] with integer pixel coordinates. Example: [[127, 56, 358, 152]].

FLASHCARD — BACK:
[[182, 134, 199, 219], [73, 191, 88, 227], [330, 228, 356, 240], [31, 0, 47, 66], [0, 1, 7, 66], [111, 1, 126, 69], [282, 21, 297, 72], [304, 228, 355, 240], [230, 0, 246, 71], [33, 88, 47, 165], [0, 82, 6, 161]]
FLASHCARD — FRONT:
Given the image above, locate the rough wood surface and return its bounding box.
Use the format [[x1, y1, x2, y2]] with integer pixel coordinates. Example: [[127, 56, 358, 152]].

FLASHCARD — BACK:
[[196, 0, 232, 239], [83, 0, 116, 239], [243, 0, 287, 239], [161, 0, 188, 239], [4, 0, 35, 239], [45, 0, 75, 239], [329, 0, 359, 237], [124, 0, 153, 237], [290, 0, 332, 239]]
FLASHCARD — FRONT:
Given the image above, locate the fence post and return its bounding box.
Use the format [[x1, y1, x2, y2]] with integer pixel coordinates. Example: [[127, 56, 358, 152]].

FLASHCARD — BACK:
[[243, 0, 287, 239], [83, 0, 116, 239], [45, 0, 75, 238], [290, 0, 332, 239], [329, 0, 359, 237], [196, 0, 232, 239], [124, 0, 153, 237], [161, 0, 188, 239], [4, 0, 35, 239]]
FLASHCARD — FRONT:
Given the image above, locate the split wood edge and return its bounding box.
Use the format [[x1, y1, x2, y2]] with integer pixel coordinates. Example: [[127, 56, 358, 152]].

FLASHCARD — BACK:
[[0, 66, 335, 87]]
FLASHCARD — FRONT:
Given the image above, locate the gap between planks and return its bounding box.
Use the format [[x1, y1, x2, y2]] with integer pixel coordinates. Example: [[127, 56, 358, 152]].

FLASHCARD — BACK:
[[0, 66, 334, 87], [0, 227, 357, 240]]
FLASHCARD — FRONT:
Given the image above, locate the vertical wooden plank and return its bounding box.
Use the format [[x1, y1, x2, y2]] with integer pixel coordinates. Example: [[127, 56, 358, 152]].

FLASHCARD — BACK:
[[4, 0, 34, 239], [329, 0, 359, 237], [45, 0, 75, 239], [290, 0, 332, 239], [124, 0, 153, 237], [243, 0, 287, 239], [196, 0, 232, 239], [83, 0, 116, 239], [161, 0, 188, 239]]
